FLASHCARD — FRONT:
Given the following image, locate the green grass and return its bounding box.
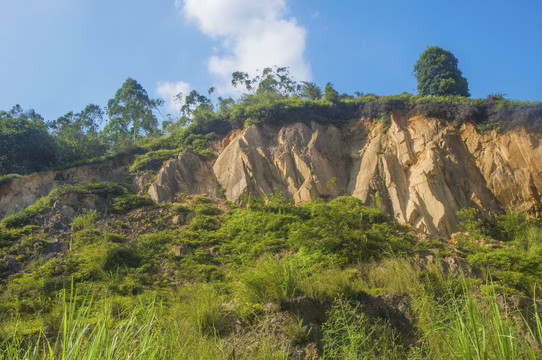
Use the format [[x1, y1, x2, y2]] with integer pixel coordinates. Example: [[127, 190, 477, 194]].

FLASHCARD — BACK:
[[3, 196, 542, 358]]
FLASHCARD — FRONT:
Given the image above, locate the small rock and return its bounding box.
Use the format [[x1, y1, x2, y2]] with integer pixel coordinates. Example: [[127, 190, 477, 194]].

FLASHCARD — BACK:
[[171, 244, 193, 257], [172, 215, 183, 225], [61, 205, 75, 218]]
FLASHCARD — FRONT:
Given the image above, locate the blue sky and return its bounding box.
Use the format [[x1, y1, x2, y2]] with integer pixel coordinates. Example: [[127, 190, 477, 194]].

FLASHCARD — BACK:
[[1, 0, 541, 121]]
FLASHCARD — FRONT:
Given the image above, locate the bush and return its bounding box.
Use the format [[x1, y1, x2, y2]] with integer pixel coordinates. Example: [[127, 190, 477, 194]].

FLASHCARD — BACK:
[[128, 148, 180, 174], [109, 194, 155, 214], [103, 246, 141, 271], [235, 255, 304, 304]]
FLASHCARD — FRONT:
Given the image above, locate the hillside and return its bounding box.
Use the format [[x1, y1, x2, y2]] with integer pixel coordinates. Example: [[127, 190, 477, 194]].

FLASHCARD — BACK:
[[4, 107, 542, 236], [2, 95, 542, 358]]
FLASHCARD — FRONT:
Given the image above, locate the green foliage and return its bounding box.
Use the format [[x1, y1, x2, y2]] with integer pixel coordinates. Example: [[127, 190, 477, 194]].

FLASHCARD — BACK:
[[322, 299, 402, 359], [414, 46, 470, 97], [102, 246, 141, 271], [231, 66, 299, 96], [136, 230, 178, 261], [128, 148, 180, 174], [194, 204, 221, 216], [324, 82, 340, 103], [70, 209, 99, 230], [108, 194, 155, 214], [0, 226, 34, 248], [496, 211, 528, 242], [234, 255, 304, 304], [104, 78, 163, 151], [49, 104, 108, 166], [0, 105, 57, 175], [457, 208, 485, 238], [299, 81, 323, 100], [178, 284, 227, 336], [468, 249, 542, 295]]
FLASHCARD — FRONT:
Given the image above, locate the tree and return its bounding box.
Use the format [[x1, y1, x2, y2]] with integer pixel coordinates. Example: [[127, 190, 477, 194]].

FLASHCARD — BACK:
[[104, 78, 163, 150], [299, 81, 323, 100], [324, 82, 339, 102], [231, 66, 299, 97], [49, 104, 107, 164], [0, 105, 57, 175], [413, 46, 470, 97]]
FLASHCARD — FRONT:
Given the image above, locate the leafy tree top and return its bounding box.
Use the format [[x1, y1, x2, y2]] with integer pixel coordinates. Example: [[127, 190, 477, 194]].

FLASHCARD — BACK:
[[105, 78, 163, 149], [413, 46, 470, 97]]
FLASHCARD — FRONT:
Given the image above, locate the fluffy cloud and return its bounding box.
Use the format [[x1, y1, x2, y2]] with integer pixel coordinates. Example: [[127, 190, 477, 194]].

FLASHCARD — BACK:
[[178, 0, 310, 93], [156, 80, 191, 116]]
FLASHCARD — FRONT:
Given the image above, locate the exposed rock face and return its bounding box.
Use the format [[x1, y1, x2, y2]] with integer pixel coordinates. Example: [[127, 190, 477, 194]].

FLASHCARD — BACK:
[[461, 125, 542, 211], [0, 154, 131, 218], [147, 113, 542, 236], [3, 112, 542, 237], [213, 122, 347, 203], [148, 150, 224, 203]]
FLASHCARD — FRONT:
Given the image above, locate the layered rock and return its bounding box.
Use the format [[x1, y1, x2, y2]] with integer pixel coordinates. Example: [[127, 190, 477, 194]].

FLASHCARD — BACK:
[[148, 150, 224, 203], [144, 113, 542, 236], [0, 154, 131, 218], [3, 112, 542, 237]]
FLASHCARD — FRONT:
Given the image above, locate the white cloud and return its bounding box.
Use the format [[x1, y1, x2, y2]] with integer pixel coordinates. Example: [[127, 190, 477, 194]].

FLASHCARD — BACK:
[[156, 81, 191, 116], [178, 0, 310, 94]]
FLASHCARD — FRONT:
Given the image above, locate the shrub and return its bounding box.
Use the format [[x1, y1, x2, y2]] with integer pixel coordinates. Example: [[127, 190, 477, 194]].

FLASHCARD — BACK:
[[235, 255, 304, 304], [102, 246, 141, 271], [194, 204, 221, 216], [128, 148, 180, 174], [70, 209, 99, 230], [109, 194, 155, 214]]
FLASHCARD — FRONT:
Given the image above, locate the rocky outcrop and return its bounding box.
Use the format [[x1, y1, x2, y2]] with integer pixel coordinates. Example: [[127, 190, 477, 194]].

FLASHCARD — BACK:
[[213, 122, 347, 203], [461, 124, 542, 211], [3, 112, 542, 237], [145, 112, 542, 236], [148, 150, 224, 203], [0, 154, 132, 218]]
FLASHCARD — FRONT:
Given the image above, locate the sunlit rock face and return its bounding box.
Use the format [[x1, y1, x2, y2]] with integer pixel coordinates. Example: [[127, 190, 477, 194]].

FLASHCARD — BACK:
[[210, 114, 541, 236], [3, 112, 542, 237]]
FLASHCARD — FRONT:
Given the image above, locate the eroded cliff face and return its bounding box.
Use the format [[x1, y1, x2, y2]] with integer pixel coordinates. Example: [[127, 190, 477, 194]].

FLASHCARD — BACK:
[[0, 154, 132, 218], [2, 113, 542, 236], [147, 113, 542, 236]]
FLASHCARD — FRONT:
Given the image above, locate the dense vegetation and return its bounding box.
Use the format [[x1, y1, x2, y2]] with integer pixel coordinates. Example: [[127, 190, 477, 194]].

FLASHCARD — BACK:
[[1, 182, 542, 358]]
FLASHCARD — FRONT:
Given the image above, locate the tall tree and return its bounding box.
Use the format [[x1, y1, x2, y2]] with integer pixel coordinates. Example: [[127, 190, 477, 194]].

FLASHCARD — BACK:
[[0, 105, 56, 175], [232, 66, 299, 97], [413, 46, 470, 97], [49, 104, 107, 164], [104, 78, 163, 150], [324, 82, 339, 102], [299, 81, 323, 100]]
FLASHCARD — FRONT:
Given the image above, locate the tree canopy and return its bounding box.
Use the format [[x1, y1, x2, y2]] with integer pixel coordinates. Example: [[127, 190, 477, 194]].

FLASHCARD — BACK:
[[413, 46, 470, 97], [0, 106, 56, 175], [104, 78, 163, 150], [49, 104, 107, 165]]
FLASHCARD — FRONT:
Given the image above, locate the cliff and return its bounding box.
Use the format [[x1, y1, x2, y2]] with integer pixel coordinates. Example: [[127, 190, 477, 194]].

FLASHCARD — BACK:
[[2, 112, 542, 236], [148, 112, 542, 236]]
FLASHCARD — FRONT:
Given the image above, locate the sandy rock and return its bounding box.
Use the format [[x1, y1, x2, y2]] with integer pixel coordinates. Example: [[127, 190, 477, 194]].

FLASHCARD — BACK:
[[4, 113, 542, 238], [148, 150, 224, 203], [0, 154, 132, 218]]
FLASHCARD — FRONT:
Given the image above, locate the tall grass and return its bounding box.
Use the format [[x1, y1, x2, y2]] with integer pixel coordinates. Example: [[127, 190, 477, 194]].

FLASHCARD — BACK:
[[0, 287, 226, 360]]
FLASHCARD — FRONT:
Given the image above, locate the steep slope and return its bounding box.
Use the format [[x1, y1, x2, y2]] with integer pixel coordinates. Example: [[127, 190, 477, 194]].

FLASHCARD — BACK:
[[0, 154, 132, 218], [2, 112, 542, 237], [148, 112, 542, 236]]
